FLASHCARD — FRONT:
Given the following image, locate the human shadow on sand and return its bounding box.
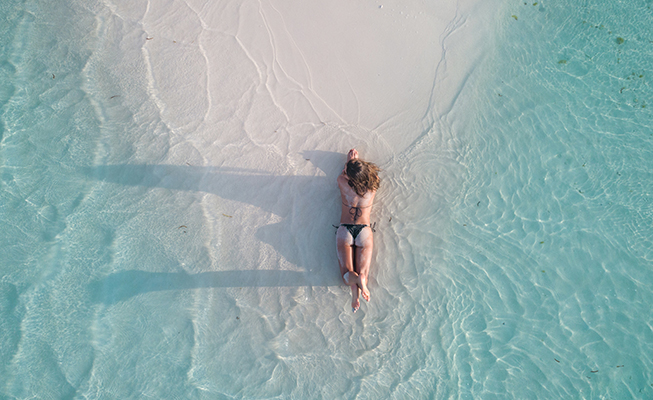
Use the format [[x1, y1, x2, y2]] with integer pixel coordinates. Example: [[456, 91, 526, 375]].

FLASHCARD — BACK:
[[84, 150, 347, 304], [89, 269, 331, 305]]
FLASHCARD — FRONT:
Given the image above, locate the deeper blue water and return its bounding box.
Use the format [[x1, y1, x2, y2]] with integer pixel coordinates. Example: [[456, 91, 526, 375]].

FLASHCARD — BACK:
[[1, 0, 653, 399]]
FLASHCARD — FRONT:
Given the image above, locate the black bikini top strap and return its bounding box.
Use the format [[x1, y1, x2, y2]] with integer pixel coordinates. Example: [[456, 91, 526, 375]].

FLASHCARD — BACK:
[[341, 202, 372, 208]]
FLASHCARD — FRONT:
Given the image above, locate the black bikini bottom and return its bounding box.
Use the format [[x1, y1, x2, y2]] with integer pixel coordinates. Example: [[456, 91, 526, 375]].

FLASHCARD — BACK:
[[341, 224, 368, 241]]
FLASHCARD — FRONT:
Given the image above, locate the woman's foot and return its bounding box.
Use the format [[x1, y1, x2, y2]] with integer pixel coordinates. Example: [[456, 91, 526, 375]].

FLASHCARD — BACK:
[[359, 276, 370, 302], [351, 285, 360, 312], [352, 298, 360, 313], [347, 148, 359, 162]]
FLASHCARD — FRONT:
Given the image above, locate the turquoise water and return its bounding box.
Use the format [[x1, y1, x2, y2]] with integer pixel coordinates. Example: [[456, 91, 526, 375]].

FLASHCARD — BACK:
[[432, 1, 653, 397], [1, 0, 653, 399]]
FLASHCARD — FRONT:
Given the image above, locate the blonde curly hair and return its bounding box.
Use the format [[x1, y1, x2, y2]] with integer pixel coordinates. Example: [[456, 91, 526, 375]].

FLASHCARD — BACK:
[[346, 159, 380, 197]]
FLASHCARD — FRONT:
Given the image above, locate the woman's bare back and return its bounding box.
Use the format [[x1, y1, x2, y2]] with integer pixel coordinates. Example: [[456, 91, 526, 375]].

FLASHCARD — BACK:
[[338, 173, 376, 225]]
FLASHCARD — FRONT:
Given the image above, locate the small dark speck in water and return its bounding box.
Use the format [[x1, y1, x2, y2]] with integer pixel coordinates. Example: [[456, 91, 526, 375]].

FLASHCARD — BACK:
[[616, 37, 625, 44], [52, 74, 55, 79], [555, 359, 560, 363], [558, 59, 567, 64], [110, 95, 120, 99], [477, 201, 481, 206], [540, 241, 544, 244], [617, 365, 624, 368], [236, 316, 239, 320], [591, 370, 599, 373]]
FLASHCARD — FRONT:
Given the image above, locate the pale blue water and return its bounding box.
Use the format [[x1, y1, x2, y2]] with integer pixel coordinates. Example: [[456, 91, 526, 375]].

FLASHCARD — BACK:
[[1, 1, 653, 399], [428, 2, 653, 398]]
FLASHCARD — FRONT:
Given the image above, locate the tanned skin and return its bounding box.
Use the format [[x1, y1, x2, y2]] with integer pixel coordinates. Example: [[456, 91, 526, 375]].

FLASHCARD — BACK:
[[336, 149, 376, 312]]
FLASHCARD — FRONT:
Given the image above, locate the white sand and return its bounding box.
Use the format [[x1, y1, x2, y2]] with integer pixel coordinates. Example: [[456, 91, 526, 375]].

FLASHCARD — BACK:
[[90, 0, 500, 283], [99, 0, 498, 156], [77, 0, 504, 394]]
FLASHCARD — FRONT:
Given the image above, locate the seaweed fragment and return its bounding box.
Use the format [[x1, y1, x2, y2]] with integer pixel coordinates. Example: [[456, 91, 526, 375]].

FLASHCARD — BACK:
[[616, 37, 625, 44]]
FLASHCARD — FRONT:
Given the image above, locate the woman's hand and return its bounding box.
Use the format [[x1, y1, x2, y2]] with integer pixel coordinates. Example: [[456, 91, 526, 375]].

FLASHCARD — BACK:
[[347, 148, 359, 162]]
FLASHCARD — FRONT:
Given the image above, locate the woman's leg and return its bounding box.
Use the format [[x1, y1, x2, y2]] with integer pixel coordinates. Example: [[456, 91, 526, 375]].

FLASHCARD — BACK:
[[336, 226, 361, 311], [354, 227, 374, 301]]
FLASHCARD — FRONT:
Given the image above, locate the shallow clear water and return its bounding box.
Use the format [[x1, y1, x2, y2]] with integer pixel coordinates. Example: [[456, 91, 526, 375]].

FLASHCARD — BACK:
[[1, 0, 652, 399], [428, 1, 653, 398]]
